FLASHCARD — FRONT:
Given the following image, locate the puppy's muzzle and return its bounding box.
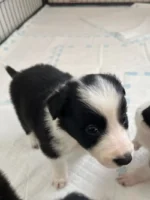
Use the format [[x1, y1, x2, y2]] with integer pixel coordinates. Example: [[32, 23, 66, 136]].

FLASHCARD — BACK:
[[113, 153, 132, 166]]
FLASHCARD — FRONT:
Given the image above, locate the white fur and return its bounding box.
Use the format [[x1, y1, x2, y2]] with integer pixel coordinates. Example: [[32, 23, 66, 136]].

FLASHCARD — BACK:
[[44, 107, 78, 155], [78, 77, 120, 116], [44, 107, 78, 188], [51, 158, 68, 189], [78, 77, 134, 168], [118, 102, 150, 186]]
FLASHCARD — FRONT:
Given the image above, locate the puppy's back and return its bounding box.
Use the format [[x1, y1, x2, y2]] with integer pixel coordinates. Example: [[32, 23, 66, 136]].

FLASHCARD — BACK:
[[9, 64, 72, 103]]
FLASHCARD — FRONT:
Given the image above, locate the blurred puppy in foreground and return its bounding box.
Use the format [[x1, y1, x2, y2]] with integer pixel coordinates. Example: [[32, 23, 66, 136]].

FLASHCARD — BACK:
[[0, 170, 92, 200], [0, 170, 21, 200]]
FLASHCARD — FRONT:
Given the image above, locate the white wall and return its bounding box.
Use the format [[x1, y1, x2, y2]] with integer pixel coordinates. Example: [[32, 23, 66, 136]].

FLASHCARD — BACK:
[[0, 0, 42, 42]]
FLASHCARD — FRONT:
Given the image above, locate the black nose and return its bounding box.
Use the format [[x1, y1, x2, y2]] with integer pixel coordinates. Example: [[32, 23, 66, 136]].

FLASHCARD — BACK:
[[113, 153, 132, 166]]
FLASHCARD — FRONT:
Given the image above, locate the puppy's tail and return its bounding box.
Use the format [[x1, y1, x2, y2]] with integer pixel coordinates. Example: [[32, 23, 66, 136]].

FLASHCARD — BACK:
[[5, 66, 18, 78]]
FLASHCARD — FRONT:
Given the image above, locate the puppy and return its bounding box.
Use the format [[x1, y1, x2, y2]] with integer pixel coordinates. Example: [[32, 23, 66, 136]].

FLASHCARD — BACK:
[[60, 192, 92, 200], [6, 64, 134, 189], [0, 170, 91, 200], [118, 102, 150, 186], [0, 170, 21, 200]]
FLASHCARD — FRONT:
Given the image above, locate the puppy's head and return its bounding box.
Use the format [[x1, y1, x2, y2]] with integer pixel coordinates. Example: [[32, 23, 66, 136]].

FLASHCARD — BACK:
[[48, 74, 134, 168], [135, 102, 150, 129]]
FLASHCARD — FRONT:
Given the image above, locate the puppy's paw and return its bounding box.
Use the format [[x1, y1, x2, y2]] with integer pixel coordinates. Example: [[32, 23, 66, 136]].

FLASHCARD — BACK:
[[51, 159, 68, 189], [31, 142, 39, 149], [52, 177, 67, 189], [28, 132, 39, 149], [117, 174, 138, 187], [30, 138, 39, 149]]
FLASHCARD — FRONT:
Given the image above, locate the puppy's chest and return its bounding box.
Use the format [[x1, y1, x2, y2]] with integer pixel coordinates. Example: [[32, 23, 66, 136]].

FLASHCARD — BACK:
[[52, 119, 78, 154], [44, 108, 78, 154]]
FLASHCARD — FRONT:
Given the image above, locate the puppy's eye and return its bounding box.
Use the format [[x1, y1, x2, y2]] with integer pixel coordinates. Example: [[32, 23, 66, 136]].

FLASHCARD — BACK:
[[85, 124, 99, 135]]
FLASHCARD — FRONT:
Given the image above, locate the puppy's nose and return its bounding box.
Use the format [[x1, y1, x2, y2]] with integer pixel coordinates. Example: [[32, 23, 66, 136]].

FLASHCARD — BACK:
[[113, 153, 132, 166]]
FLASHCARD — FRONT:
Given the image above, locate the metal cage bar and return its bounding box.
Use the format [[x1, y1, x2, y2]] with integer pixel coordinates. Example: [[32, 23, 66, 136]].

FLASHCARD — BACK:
[[47, 0, 150, 5], [0, 0, 45, 44]]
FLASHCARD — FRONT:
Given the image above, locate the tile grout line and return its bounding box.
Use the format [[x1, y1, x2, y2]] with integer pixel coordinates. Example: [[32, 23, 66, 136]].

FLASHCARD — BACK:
[[98, 44, 104, 73]]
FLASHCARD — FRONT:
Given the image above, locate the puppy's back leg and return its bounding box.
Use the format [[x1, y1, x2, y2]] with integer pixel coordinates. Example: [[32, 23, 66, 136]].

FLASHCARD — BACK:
[[18, 118, 39, 149], [12, 104, 39, 149], [19, 120, 39, 149], [28, 131, 39, 149]]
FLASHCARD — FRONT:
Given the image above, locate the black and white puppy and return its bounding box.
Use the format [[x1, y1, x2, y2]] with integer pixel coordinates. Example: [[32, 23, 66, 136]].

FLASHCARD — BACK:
[[0, 170, 91, 200], [118, 102, 150, 186], [6, 64, 134, 189], [60, 193, 92, 200], [0, 170, 21, 200]]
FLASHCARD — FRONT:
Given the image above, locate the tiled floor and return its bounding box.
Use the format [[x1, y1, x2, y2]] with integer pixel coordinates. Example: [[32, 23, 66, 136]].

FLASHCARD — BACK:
[[0, 4, 150, 200]]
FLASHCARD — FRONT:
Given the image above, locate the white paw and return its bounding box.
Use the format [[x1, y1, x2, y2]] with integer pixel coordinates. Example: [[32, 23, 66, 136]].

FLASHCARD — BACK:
[[117, 174, 138, 187], [52, 178, 67, 189], [31, 141, 39, 149], [28, 132, 39, 149]]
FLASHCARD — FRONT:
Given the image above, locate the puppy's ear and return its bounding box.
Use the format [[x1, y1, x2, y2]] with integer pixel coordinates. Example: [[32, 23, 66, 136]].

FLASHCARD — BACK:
[[47, 85, 68, 119]]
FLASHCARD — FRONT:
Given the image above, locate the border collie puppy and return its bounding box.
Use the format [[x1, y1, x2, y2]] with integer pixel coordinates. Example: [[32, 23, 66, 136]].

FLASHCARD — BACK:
[[118, 102, 150, 186], [60, 193, 92, 200], [6, 64, 133, 189], [0, 170, 91, 200], [0, 170, 21, 200]]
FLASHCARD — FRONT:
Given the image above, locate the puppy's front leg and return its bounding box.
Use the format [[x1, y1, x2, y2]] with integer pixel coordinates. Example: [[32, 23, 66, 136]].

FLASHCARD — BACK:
[[51, 158, 68, 189], [117, 163, 150, 186]]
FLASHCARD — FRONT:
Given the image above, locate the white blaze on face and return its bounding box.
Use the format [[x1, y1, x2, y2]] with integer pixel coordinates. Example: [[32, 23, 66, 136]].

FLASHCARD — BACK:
[[78, 77, 134, 168], [78, 77, 119, 115]]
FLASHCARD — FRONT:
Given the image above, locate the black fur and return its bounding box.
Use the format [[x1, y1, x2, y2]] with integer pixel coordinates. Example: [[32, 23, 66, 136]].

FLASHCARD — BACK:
[[142, 106, 150, 127], [58, 90, 108, 149], [61, 193, 92, 200], [0, 170, 21, 200], [0, 170, 90, 200], [8, 64, 72, 158], [6, 64, 128, 163]]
